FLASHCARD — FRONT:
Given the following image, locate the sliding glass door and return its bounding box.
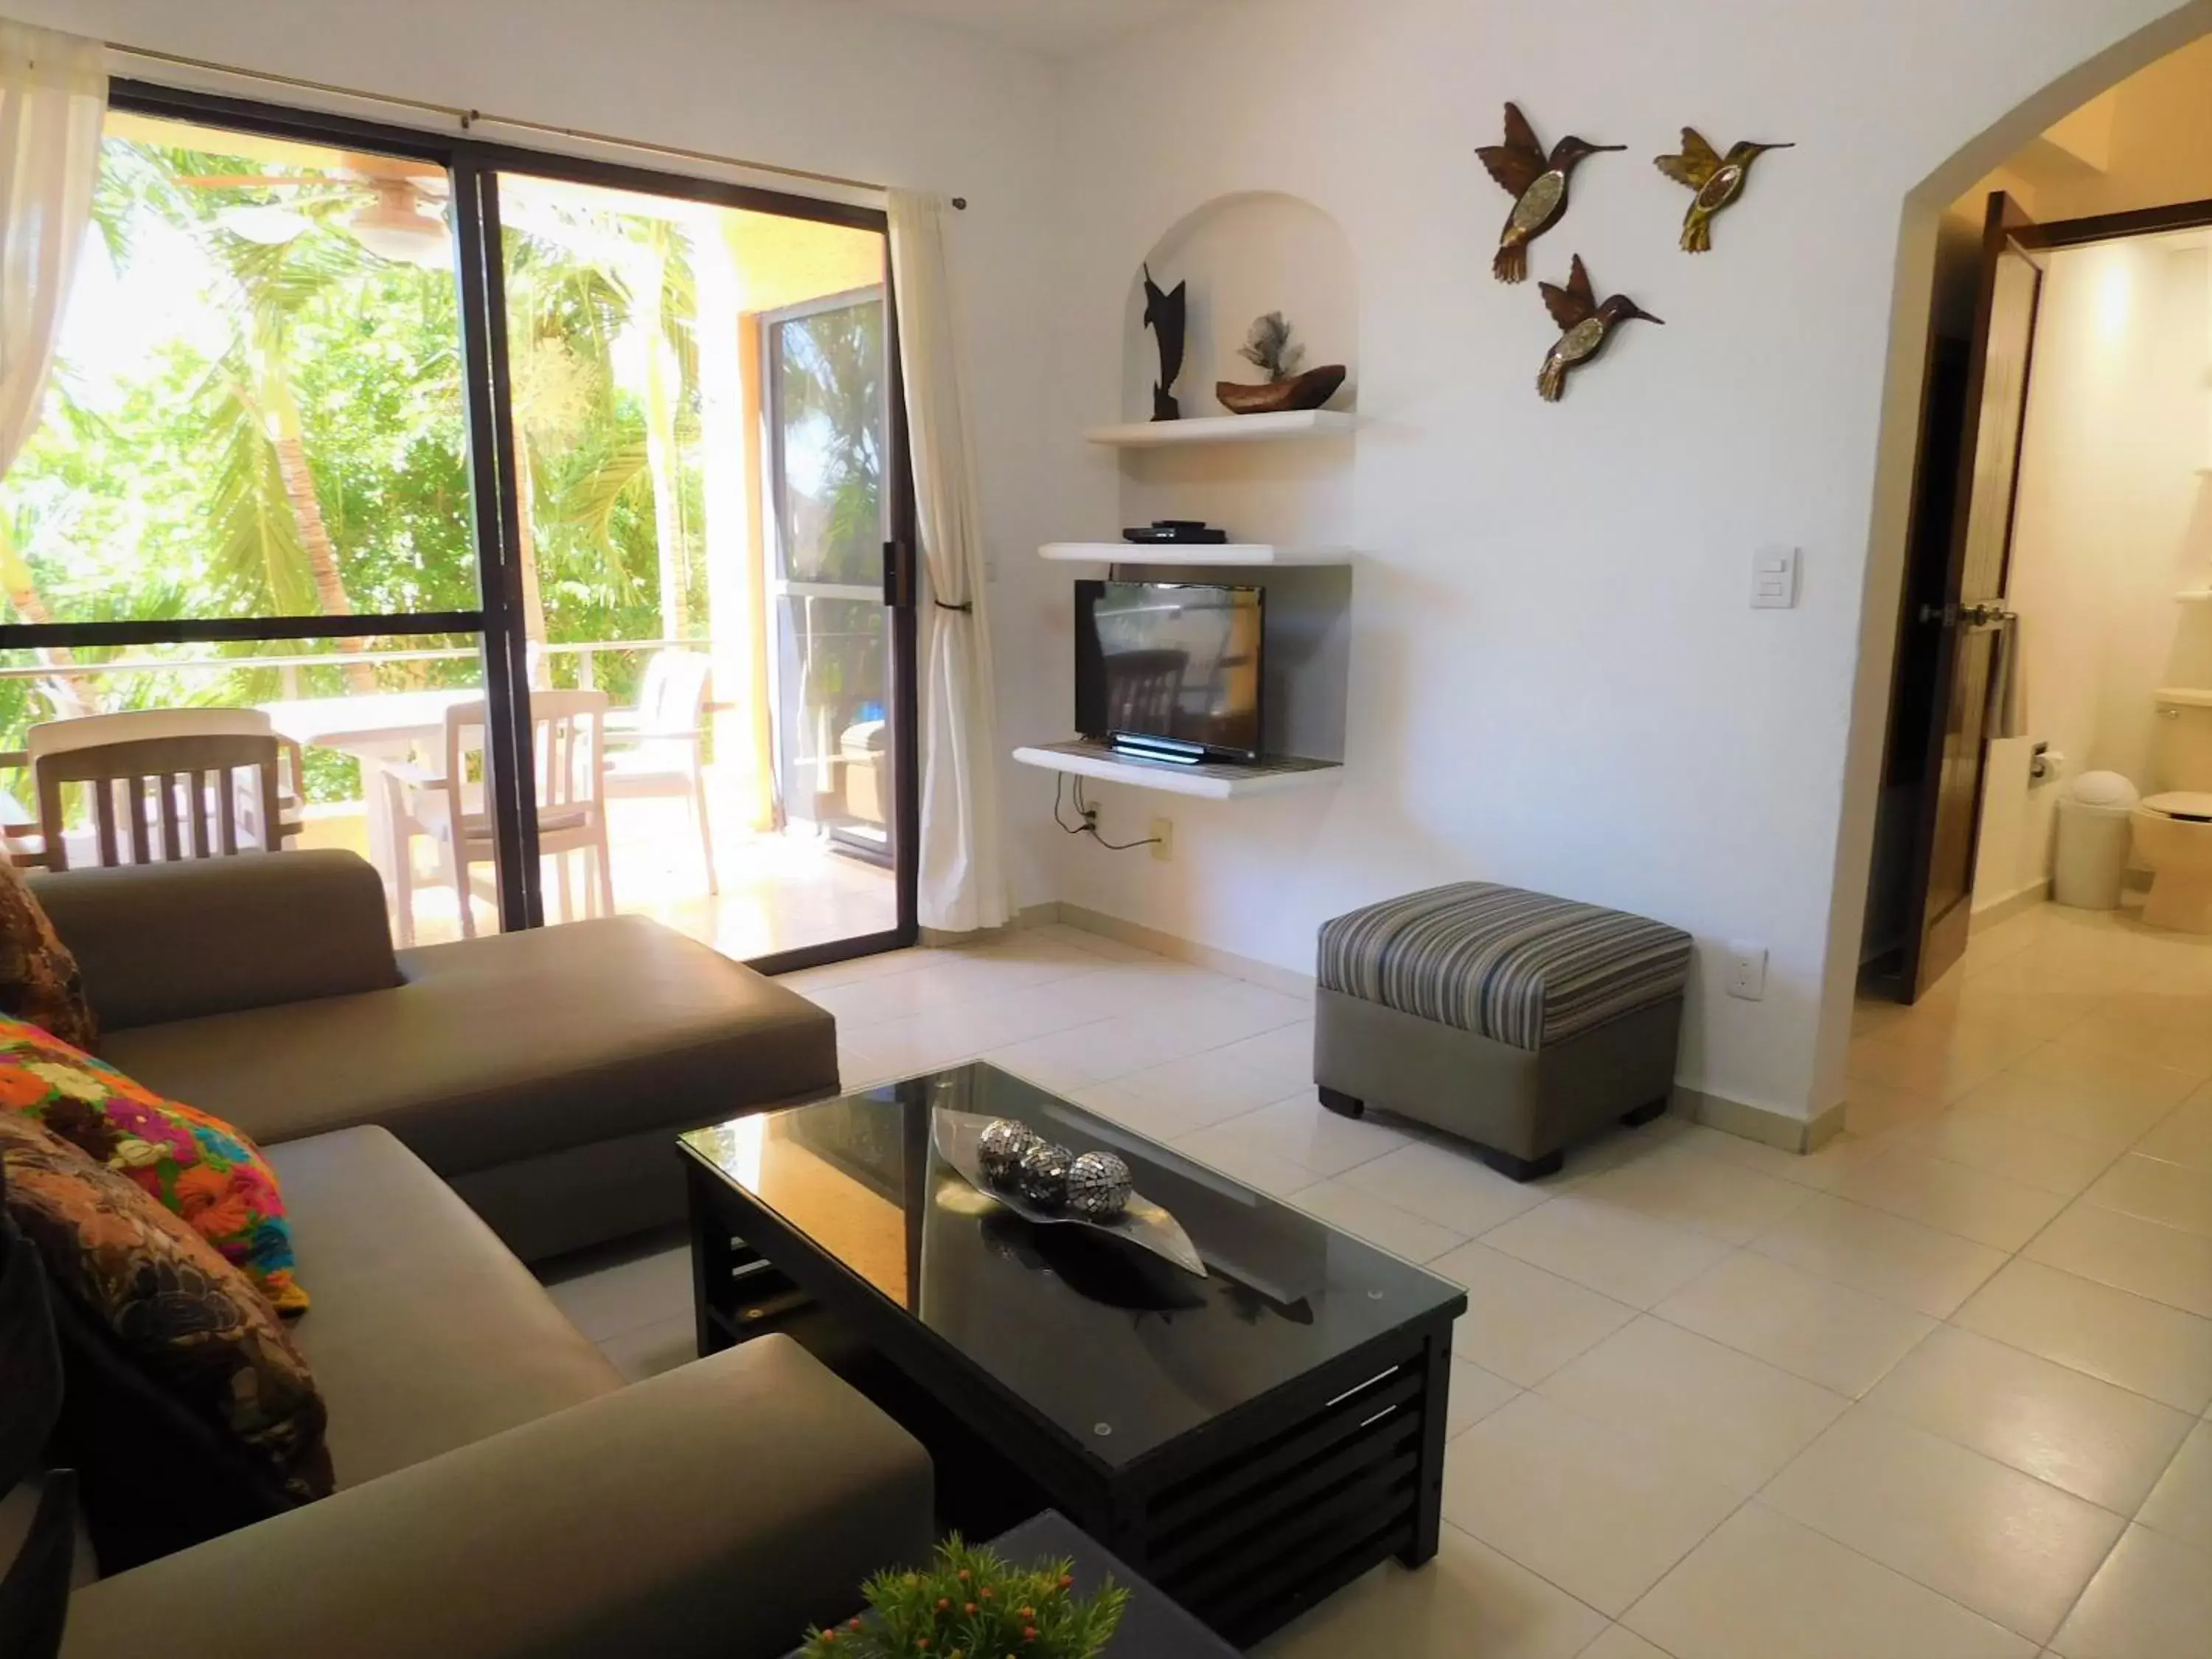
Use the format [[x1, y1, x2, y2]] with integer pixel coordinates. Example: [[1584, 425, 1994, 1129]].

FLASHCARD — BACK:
[[0, 105, 495, 902], [0, 82, 917, 970], [485, 169, 910, 963]]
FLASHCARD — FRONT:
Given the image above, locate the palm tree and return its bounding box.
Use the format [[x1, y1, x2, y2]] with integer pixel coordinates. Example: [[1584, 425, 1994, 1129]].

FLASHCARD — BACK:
[[499, 191, 700, 655], [775, 298, 885, 584], [98, 142, 380, 689], [501, 233, 634, 658], [202, 234, 378, 689], [0, 517, 95, 720], [629, 221, 696, 644]]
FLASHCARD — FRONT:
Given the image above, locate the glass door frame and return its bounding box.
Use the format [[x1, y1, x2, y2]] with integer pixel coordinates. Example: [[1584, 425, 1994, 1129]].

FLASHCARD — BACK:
[[762, 284, 900, 871], [0, 77, 919, 970]]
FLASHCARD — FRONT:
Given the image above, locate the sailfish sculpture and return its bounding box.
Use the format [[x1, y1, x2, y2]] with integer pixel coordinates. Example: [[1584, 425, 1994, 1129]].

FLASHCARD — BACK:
[[1142, 263, 1187, 420]]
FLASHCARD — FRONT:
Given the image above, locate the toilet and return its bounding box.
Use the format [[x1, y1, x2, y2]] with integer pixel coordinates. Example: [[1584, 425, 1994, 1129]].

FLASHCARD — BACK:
[[2132, 691, 2212, 932]]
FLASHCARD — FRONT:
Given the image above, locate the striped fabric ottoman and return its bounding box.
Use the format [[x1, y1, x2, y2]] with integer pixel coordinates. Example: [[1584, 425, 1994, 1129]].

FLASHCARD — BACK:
[[1313, 883, 1693, 1180]]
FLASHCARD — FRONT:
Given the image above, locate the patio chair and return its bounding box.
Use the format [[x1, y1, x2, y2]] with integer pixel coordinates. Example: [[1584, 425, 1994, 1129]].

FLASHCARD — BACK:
[[29, 733, 290, 873], [385, 692, 613, 943], [603, 649, 717, 894], [20, 709, 305, 870]]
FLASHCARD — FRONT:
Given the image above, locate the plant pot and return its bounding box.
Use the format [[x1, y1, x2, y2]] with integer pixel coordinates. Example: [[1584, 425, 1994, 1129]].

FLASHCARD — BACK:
[[1214, 365, 1347, 415]]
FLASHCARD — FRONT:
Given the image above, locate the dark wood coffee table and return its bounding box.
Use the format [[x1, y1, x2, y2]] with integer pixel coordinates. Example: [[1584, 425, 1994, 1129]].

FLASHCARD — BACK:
[[681, 1062, 1467, 1649]]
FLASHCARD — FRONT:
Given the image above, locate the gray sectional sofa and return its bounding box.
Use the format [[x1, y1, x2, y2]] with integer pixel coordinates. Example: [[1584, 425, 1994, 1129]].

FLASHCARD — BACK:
[[18, 850, 933, 1659]]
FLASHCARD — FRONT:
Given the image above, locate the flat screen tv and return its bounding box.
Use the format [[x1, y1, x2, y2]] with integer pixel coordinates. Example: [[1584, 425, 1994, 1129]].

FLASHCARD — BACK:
[[1074, 580, 1264, 763]]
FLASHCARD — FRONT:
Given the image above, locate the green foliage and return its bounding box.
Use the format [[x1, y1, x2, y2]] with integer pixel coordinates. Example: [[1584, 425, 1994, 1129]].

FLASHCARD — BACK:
[[775, 300, 884, 585], [800, 1535, 1129, 1659], [0, 126, 893, 807]]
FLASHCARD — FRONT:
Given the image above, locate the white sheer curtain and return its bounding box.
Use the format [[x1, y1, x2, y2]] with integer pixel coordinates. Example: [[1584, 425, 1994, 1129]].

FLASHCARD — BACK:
[[888, 189, 1011, 933], [0, 23, 104, 481]]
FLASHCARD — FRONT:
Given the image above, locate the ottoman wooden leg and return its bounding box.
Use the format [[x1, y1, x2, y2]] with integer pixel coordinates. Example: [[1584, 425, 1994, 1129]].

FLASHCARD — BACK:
[[1472, 1144, 1565, 1183], [1620, 1096, 1669, 1127], [1318, 1086, 1366, 1119]]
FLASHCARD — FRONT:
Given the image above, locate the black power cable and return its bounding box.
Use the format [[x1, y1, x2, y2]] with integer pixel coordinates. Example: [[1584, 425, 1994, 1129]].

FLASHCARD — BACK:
[[1052, 772, 1164, 852]]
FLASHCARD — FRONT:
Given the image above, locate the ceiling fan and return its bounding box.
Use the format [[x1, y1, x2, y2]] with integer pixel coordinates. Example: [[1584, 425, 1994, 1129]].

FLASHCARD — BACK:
[[179, 153, 453, 269]]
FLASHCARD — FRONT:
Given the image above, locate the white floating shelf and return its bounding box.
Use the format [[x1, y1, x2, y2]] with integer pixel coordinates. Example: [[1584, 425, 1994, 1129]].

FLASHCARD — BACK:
[[2177, 589, 2212, 604], [1013, 740, 1343, 801], [1084, 410, 1357, 448], [1040, 542, 1353, 567], [2158, 686, 2212, 708]]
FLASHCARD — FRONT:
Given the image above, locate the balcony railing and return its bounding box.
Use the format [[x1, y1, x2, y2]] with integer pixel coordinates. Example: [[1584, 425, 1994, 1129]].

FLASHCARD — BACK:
[[0, 636, 700, 698], [0, 638, 711, 776]]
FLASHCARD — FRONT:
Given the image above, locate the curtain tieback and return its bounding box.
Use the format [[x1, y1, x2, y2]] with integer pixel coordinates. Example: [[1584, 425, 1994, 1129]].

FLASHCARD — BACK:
[[933, 599, 974, 614]]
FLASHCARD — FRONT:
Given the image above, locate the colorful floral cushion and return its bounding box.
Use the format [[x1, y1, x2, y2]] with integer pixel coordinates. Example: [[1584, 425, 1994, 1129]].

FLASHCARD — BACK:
[[0, 1017, 305, 1314], [0, 861, 95, 1053], [0, 1112, 332, 1505]]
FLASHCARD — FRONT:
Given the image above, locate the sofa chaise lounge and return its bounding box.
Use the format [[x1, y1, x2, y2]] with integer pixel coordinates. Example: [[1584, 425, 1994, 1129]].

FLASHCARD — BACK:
[[4, 851, 933, 1659]]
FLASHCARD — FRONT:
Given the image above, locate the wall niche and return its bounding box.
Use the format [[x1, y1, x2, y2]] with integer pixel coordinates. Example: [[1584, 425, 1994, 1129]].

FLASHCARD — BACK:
[[1113, 192, 1359, 549]]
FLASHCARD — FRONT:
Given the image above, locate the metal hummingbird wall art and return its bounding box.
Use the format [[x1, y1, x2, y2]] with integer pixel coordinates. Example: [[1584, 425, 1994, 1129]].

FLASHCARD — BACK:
[[1477, 102, 1624, 283], [1535, 255, 1661, 403], [1464, 101, 1798, 400], [1654, 128, 1793, 252]]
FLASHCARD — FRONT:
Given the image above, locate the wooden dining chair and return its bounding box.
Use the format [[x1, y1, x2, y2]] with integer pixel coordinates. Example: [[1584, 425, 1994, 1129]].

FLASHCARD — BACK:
[[21, 709, 307, 869], [385, 691, 613, 942], [31, 733, 289, 872]]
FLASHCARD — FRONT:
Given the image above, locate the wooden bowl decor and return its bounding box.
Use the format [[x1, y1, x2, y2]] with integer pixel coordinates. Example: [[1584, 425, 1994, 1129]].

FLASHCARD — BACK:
[[1216, 311, 1346, 415]]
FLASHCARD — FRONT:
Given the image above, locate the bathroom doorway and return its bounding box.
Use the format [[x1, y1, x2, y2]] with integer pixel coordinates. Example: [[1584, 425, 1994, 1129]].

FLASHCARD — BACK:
[[1863, 43, 2212, 1001]]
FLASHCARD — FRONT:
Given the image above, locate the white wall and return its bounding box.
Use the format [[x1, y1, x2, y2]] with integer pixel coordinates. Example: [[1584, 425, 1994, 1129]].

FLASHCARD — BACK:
[[3, 0, 1074, 908], [1038, 0, 2208, 1123], [1976, 237, 2212, 911], [2034, 36, 2212, 220], [1948, 36, 2212, 231]]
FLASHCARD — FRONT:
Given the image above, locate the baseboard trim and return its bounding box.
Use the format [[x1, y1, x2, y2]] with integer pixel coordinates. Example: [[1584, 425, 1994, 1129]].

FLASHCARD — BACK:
[[1040, 905, 1843, 1156], [1970, 879, 2049, 933], [1670, 1085, 1844, 1155], [920, 902, 1064, 949], [1052, 902, 1317, 999]]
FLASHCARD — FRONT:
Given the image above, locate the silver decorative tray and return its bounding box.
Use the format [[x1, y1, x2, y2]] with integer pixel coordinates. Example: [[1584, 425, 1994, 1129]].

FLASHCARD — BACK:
[[932, 1108, 1207, 1277]]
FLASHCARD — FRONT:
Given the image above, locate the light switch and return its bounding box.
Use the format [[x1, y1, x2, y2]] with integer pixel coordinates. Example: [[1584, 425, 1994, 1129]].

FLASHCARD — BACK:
[[1751, 546, 1800, 610]]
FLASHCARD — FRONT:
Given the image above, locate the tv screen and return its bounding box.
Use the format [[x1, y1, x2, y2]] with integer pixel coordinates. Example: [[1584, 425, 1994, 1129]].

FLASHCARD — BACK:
[[1075, 580, 1264, 761]]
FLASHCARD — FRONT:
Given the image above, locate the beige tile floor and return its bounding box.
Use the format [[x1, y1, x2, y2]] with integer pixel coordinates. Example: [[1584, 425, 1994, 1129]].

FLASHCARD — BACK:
[[543, 900, 2212, 1658]]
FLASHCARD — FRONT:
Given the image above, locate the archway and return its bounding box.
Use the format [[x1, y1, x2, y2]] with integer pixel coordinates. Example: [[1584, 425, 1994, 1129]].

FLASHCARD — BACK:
[[1819, 0, 2212, 1112]]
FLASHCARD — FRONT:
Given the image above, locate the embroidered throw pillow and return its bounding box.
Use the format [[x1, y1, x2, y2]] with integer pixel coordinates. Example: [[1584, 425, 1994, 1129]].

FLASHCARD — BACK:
[[0, 1017, 305, 1314], [0, 862, 94, 1053], [0, 1113, 332, 1508]]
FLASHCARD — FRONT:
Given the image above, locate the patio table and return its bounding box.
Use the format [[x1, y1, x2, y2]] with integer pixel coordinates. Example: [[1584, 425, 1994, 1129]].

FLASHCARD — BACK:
[[260, 689, 481, 900]]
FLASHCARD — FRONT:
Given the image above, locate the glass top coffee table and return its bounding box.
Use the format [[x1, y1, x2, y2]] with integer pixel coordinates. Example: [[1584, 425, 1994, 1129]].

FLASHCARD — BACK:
[[679, 1061, 1467, 1648]]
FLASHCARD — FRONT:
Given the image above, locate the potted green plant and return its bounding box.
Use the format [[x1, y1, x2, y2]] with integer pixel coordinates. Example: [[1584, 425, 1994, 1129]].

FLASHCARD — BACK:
[[801, 1535, 1129, 1659]]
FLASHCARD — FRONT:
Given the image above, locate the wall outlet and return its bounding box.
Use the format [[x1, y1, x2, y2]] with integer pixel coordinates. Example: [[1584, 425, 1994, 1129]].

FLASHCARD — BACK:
[[1150, 817, 1174, 863], [1725, 942, 1769, 1001]]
